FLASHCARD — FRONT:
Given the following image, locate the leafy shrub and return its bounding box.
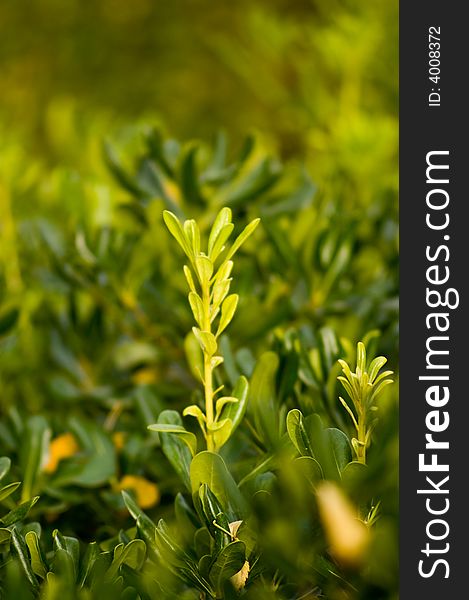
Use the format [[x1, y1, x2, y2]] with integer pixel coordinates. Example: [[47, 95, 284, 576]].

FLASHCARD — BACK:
[[0, 131, 398, 599]]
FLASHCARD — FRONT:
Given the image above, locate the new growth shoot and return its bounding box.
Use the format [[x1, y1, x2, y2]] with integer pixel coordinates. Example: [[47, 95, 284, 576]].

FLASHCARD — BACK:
[[163, 208, 260, 452], [338, 342, 393, 464]]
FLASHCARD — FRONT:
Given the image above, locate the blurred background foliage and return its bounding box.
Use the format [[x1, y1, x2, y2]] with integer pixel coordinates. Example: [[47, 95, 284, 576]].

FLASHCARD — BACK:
[[0, 0, 398, 598]]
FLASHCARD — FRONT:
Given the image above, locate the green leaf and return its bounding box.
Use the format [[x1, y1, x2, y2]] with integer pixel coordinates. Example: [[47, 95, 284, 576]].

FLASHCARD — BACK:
[[183, 404, 206, 421], [326, 428, 352, 472], [50, 547, 76, 585], [25, 531, 48, 580], [286, 409, 313, 457], [188, 292, 204, 327], [145, 128, 175, 178], [52, 530, 80, 577], [183, 405, 206, 434], [0, 481, 21, 502], [136, 157, 180, 213], [78, 541, 100, 588], [154, 519, 214, 594], [368, 356, 388, 383], [190, 452, 247, 519], [192, 327, 217, 357], [194, 528, 211, 558], [357, 341, 366, 374], [20, 415, 50, 501], [224, 218, 261, 262], [121, 491, 157, 549], [295, 456, 323, 484], [197, 484, 227, 541], [184, 219, 201, 256], [0, 528, 11, 546], [216, 294, 239, 337], [195, 256, 213, 287], [184, 331, 204, 382], [180, 146, 204, 205], [212, 279, 231, 309], [209, 419, 233, 450], [175, 492, 199, 532], [211, 356, 224, 369], [163, 210, 192, 259], [209, 541, 246, 592], [148, 423, 197, 457], [218, 335, 240, 387], [10, 527, 40, 592], [209, 223, 234, 261], [223, 157, 280, 207], [1, 496, 39, 526], [305, 414, 340, 481], [152, 410, 193, 490], [208, 207, 232, 257], [341, 461, 368, 486], [215, 396, 238, 420], [219, 376, 249, 439], [213, 259, 233, 285], [56, 418, 116, 487], [0, 306, 20, 335], [250, 352, 280, 447], [103, 142, 144, 198], [183, 265, 197, 293], [0, 457, 11, 481], [106, 540, 146, 580]]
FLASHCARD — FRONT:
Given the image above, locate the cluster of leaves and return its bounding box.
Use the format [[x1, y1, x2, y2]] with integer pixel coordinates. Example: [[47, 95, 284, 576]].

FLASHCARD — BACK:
[[1, 130, 398, 599]]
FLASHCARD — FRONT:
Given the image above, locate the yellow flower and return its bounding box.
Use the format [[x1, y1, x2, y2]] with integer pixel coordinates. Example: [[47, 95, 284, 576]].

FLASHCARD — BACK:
[[316, 481, 370, 567], [132, 367, 157, 385], [112, 431, 126, 451], [44, 433, 79, 474], [117, 475, 160, 509]]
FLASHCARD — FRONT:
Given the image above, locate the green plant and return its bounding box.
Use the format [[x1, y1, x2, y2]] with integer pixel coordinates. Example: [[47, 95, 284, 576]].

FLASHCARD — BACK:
[[338, 342, 393, 464], [150, 208, 260, 453], [0, 124, 398, 599]]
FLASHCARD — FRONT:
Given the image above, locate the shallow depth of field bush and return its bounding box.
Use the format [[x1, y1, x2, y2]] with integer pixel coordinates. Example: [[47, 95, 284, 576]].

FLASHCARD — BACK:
[[0, 1, 397, 598]]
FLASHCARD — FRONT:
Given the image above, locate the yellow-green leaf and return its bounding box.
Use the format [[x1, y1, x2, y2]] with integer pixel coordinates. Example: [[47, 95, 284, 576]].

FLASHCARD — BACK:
[[209, 223, 234, 261], [211, 356, 224, 369], [215, 396, 238, 421], [148, 423, 197, 457], [224, 218, 260, 262], [184, 219, 200, 255], [213, 260, 233, 284], [183, 405, 207, 435], [195, 256, 213, 287], [188, 292, 204, 327], [212, 279, 231, 308], [163, 211, 193, 259], [25, 531, 48, 580], [208, 207, 232, 256], [192, 327, 217, 357], [216, 294, 238, 337], [183, 265, 196, 293]]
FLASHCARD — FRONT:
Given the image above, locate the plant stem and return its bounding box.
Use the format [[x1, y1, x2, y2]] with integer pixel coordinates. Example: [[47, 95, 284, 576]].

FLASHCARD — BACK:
[[357, 413, 367, 464], [202, 283, 215, 452]]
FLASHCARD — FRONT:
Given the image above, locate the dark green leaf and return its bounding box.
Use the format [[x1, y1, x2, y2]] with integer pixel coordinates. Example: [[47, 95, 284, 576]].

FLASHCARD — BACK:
[[0, 306, 20, 335], [209, 541, 246, 592], [180, 146, 204, 206], [0, 456, 11, 481], [286, 409, 313, 457], [190, 452, 247, 519], [10, 527, 40, 592], [154, 410, 193, 490], [1, 496, 39, 526]]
